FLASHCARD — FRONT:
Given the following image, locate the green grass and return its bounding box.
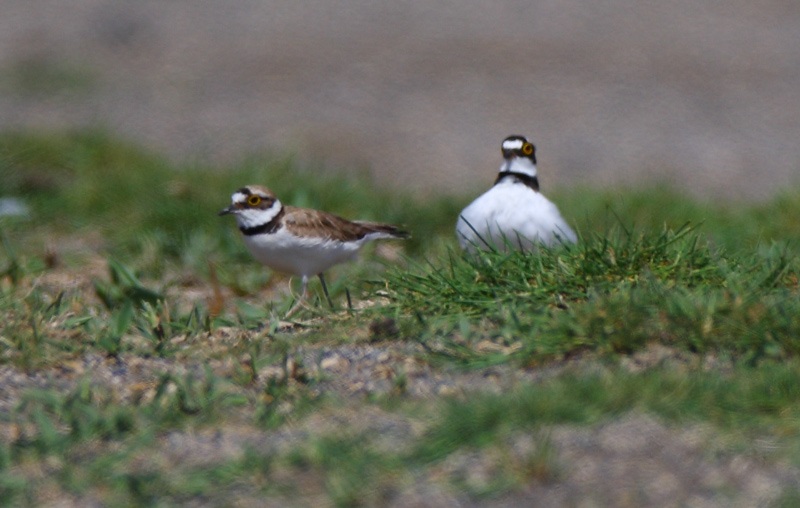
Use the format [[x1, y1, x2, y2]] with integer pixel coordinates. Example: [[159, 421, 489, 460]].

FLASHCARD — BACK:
[[6, 360, 785, 506], [1, 128, 800, 504], [417, 362, 800, 458], [379, 223, 799, 367]]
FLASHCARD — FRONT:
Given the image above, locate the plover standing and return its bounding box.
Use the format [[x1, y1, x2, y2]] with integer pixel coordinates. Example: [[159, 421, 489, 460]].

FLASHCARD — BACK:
[[456, 135, 577, 251], [220, 185, 408, 314]]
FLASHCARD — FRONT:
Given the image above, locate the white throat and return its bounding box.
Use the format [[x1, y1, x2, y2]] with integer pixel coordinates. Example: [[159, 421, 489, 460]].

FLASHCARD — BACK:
[[235, 200, 283, 230], [499, 157, 538, 178]]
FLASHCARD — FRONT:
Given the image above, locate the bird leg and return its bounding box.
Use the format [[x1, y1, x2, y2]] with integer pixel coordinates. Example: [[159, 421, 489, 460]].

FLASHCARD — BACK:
[[318, 273, 335, 309], [285, 275, 311, 318]]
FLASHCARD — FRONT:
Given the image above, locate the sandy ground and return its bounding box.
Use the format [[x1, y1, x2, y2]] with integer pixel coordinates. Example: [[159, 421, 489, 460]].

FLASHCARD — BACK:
[[1, 0, 799, 199]]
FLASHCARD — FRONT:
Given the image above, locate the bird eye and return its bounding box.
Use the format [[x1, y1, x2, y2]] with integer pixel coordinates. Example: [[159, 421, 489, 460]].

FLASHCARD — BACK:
[[247, 195, 262, 206], [522, 143, 534, 155]]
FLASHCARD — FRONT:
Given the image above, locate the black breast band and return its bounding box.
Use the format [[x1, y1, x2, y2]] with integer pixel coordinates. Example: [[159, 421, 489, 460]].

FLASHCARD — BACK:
[[494, 172, 540, 192], [239, 207, 285, 236]]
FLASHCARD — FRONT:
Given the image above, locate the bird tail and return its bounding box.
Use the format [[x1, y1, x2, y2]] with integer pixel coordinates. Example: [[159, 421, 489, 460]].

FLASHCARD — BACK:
[[356, 221, 411, 240]]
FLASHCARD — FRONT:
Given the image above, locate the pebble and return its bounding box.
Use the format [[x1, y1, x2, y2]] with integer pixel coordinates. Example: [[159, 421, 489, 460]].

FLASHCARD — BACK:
[[320, 354, 350, 372]]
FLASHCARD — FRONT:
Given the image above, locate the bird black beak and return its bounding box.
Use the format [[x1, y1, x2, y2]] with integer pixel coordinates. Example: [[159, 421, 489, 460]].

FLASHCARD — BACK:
[[218, 205, 235, 216]]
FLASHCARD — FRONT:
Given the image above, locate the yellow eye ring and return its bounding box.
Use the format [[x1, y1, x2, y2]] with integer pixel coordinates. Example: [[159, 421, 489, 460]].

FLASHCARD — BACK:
[[247, 195, 262, 206], [522, 143, 534, 155]]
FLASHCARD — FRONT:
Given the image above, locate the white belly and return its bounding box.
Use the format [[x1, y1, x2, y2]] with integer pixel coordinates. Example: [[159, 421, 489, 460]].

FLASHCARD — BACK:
[[456, 182, 576, 251], [243, 229, 362, 277]]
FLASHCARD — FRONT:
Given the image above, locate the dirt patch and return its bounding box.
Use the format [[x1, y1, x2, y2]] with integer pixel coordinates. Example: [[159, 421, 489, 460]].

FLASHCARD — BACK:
[[2, 338, 798, 506]]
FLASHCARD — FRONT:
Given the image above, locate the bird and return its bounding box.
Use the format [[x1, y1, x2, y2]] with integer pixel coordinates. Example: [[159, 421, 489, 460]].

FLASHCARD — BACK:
[[456, 135, 577, 252], [219, 185, 409, 314]]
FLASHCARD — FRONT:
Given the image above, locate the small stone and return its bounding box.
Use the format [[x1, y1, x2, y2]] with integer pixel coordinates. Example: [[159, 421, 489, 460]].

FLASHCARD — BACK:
[[259, 366, 285, 382], [436, 385, 458, 396], [321, 354, 350, 372], [373, 364, 395, 379]]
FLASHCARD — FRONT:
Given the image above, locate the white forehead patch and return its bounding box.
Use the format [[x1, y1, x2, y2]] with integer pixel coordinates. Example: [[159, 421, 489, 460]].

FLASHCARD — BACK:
[[502, 138, 525, 150], [232, 191, 248, 203]]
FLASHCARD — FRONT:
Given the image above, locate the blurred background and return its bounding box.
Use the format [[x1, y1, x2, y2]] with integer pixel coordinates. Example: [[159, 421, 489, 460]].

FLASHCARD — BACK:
[[2, 0, 798, 200]]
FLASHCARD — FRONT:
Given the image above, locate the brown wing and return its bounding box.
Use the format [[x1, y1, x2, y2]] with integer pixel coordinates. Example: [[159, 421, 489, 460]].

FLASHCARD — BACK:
[[282, 206, 408, 242]]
